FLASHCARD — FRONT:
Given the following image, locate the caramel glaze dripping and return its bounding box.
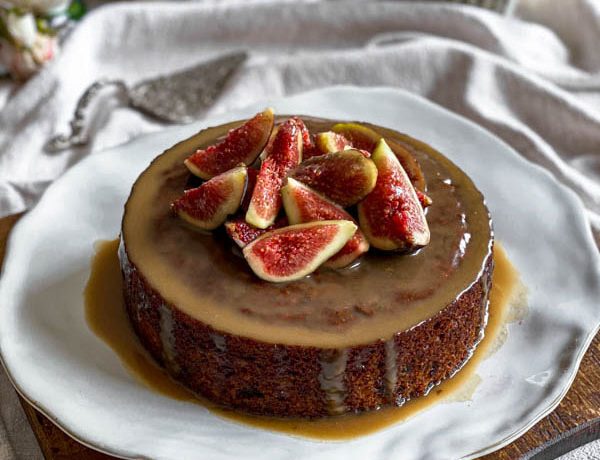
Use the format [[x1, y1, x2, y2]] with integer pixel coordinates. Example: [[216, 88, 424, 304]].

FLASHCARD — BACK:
[[85, 239, 525, 440], [318, 349, 349, 415], [384, 338, 399, 404], [317, 243, 493, 414], [159, 305, 179, 374]]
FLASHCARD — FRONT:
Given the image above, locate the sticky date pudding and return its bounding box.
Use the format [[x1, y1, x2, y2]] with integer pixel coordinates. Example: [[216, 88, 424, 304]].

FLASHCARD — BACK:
[[119, 111, 493, 417]]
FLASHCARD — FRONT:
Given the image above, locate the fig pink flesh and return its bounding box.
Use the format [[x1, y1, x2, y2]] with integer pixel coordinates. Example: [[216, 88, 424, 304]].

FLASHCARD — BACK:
[[358, 140, 429, 250], [246, 118, 302, 228], [243, 221, 356, 281], [386, 139, 427, 192], [292, 116, 322, 159], [172, 167, 246, 230], [173, 185, 228, 221], [282, 179, 368, 267], [185, 108, 273, 179], [249, 225, 337, 276]]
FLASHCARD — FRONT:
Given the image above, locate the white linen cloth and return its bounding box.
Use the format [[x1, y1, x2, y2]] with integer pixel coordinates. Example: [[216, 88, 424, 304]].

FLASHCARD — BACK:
[[0, 0, 599, 458]]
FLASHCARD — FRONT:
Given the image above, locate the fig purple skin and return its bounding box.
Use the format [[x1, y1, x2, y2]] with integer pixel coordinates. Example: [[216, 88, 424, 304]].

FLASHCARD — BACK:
[[289, 150, 377, 207], [332, 122, 426, 192]]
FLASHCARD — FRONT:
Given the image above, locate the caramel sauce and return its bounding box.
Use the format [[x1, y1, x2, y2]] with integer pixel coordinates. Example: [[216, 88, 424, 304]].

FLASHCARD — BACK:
[[85, 240, 524, 440], [120, 117, 493, 348]]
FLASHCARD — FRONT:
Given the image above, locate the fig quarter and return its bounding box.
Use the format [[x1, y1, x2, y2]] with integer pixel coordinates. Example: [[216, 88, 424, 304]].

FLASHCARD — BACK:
[[185, 108, 274, 180], [289, 150, 377, 207], [282, 178, 369, 268], [245, 118, 303, 229], [172, 166, 248, 231], [243, 220, 357, 282], [332, 122, 426, 192], [358, 139, 430, 251]]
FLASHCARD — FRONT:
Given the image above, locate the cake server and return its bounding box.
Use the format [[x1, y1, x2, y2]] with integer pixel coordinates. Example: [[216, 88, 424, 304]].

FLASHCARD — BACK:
[[45, 50, 247, 152]]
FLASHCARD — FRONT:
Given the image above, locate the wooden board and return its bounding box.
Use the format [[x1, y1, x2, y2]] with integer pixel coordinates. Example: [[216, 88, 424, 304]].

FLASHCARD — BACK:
[[1, 214, 598, 459]]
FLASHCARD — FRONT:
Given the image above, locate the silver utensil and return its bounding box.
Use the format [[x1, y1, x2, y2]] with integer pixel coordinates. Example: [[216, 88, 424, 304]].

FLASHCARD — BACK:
[[45, 50, 247, 152], [422, 0, 516, 14]]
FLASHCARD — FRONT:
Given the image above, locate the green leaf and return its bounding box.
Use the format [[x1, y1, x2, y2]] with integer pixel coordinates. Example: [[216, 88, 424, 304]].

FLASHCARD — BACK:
[[67, 0, 86, 20]]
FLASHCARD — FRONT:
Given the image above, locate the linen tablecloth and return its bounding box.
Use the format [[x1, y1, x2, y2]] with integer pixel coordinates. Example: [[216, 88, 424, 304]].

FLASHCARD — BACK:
[[1, 1, 599, 458]]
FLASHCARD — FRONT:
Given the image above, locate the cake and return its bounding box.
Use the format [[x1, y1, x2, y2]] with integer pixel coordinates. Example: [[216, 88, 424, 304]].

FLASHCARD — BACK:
[[119, 111, 493, 418]]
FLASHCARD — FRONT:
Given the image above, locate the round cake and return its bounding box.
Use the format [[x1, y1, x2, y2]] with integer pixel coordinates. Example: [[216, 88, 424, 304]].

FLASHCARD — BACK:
[[119, 114, 493, 418]]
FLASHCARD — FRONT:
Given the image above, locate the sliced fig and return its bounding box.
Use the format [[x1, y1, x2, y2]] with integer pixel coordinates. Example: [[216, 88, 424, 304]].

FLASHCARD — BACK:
[[386, 139, 427, 192], [243, 220, 357, 282], [289, 150, 377, 207], [331, 122, 380, 152], [332, 122, 426, 192], [185, 108, 274, 179], [314, 131, 353, 155], [358, 139, 430, 251], [303, 145, 321, 159], [225, 216, 288, 248], [240, 167, 258, 212], [258, 125, 280, 162], [172, 166, 247, 230], [246, 118, 303, 229], [293, 116, 320, 159], [282, 178, 369, 268]]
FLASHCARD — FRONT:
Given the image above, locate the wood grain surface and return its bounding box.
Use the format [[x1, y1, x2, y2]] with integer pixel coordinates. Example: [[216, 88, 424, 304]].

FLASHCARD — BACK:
[[1, 214, 598, 460]]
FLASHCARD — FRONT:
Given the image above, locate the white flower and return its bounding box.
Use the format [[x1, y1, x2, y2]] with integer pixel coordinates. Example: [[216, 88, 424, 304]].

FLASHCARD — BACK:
[[0, 25, 57, 80], [6, 11, 37, 48]]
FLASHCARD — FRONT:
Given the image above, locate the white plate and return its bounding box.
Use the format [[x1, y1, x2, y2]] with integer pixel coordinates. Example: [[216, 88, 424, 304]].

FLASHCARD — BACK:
[[1, 87, 599, 460]]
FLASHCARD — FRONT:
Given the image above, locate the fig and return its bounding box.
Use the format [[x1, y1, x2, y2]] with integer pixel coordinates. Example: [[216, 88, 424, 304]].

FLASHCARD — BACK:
[[225, 216, 288, 248], [240, 167, 258, 212], [314, 131, 353, 155], [258, 125, 280, 162], [246, 118, 303, 229], [289, 150, 377, 207], [282, 178, 369, 268], [243, 220, 357, 282], [331, 122, 380, 151], [358, 139, 430, 251], [332, 123, 426, 191], [185, 108, 274, 179], [386, 138, 427, 192], [172, 166, 247, 230], [293, 116, 319, 159]]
